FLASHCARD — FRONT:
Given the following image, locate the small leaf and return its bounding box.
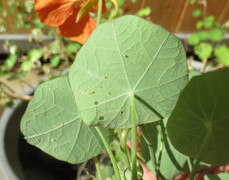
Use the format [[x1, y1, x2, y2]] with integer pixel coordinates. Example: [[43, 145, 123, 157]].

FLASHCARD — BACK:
[[188, 34, 200, 46], [4, 54, 18, 68], [28, 49, 43, 62], [21, 60, 33, 72], [69, 15, 188, 128], [204, 15, 215, 28], [197, 31, 209, 41], [194, 42, 213, 60], [167, 70, 229, 164], [7, 71, 27, 81], [50, 55, 61, 67], [192, 9, 202, 18], [196, 21, 203, 29], [214, 45, 229, 67], [136, 7, 151, 17], [21, 76, 113, 164], [210, 28, 224, 42], [65, 42, 82, 54]]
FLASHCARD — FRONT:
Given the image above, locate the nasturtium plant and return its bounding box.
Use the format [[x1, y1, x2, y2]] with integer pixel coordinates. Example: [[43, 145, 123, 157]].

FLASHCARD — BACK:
[[20, 76, 113, 163], [167, 70, 229, 164], [69, 15, 188, 128]]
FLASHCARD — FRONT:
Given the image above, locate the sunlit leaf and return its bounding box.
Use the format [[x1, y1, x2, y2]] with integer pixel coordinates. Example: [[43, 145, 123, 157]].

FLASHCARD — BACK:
[[21, 76, 113, 163], [69, 15, 188, 128]]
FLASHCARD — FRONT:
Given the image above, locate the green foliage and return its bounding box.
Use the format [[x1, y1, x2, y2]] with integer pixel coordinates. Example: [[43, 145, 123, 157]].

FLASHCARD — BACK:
[[21, 76, 113, 164], [194, 43, 213, 60], [196, 21, 203, 29], [197, 31, 209, 41], [141, 121, 189, 179], [204, 173, 229, 180], [4, 54, 18, 68], [167, 70, 229, 164], [204, 15, 215, 28], [188, 34, 200, 46], [21, 60, 33, 72], [65, 42, 82, 54], [50, 55, 61, 68], [192, 9, 202, 18], [210, 28, 224, 42], [96, 165, 115, 180], [214, 45, 229, 66], [136, 7, 151, 17], [69, 15, 188, 128], [27, 49, 43, 62]]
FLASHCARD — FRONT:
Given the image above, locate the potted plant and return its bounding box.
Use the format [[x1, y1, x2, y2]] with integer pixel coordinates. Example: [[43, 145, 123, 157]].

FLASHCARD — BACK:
[[1, 0, 229, 180]]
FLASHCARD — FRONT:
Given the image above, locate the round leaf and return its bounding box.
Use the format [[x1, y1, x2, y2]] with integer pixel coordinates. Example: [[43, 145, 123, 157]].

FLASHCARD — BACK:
[[188, 34, 200, 46], [21, 76, 113, 164], [194, 42, 213, 60], [69, 15, 188, 128], [192, 9, 202, 18], [214, 45, 229, 66], [167, 70, 229, 164], [210, 28, 224, 42]]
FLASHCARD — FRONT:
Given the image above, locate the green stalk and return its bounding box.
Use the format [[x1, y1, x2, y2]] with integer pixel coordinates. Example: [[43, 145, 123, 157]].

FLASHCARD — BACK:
[[131, 92, 137, 180], [97, 0, 103, 26], [189, 128, 211, 180], [95, 127, 121, 180], [94, 156, 104, 180], [120, 129, 131, 168], [187, 157, 193, 172]]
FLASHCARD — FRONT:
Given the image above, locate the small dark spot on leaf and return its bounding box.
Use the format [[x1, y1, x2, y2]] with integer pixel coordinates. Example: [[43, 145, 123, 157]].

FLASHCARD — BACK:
[[123, 54, 128, 58], [103, 76, 107, 79], [121, 111, 124, 114], [94, 101, 99, 105], [99, 116, 104, 120], [107, 92, 111, 95]]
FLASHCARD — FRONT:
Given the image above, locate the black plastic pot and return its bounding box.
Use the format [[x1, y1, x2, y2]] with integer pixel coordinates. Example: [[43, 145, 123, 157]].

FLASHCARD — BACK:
[[0, 100, 78, 180]]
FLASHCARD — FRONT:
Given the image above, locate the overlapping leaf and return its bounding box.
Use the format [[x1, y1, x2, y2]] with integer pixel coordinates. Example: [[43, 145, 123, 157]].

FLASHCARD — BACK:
[[167, 70, 229, 164], [69, 15, 188, 128], [21, 76, 113, 164]]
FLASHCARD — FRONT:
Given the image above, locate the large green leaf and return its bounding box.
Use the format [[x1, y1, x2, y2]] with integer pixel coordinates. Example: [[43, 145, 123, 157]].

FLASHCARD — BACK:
[[167, 70, 229, 164], [141, 121, 189, 179], [20, 76, 113, 164], [69, 15, 188, 128]]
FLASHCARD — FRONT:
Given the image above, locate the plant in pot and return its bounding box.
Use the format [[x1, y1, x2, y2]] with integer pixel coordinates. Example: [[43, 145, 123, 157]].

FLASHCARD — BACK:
[[16, 1, 229, 180]]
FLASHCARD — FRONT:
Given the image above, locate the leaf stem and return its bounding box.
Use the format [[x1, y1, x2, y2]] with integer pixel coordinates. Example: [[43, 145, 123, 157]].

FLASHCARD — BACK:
[[189, 128, 211, 180], [201, 58, 208, 73], [95, 127, 121, 180], [131, 92, 137, 180], [94, 156, 104, 180], [187, 157, 193, 172], [97, 0, 103, 26], [120, 128, 131, 168]]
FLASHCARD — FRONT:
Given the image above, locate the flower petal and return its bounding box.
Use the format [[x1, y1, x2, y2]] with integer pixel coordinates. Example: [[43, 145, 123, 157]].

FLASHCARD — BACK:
[[59, 9, 96, 44], [35, 0, 75, 26]]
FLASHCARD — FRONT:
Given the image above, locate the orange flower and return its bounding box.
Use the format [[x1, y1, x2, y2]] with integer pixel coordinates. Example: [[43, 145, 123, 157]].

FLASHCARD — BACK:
[[35, 0, 105, 44]]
